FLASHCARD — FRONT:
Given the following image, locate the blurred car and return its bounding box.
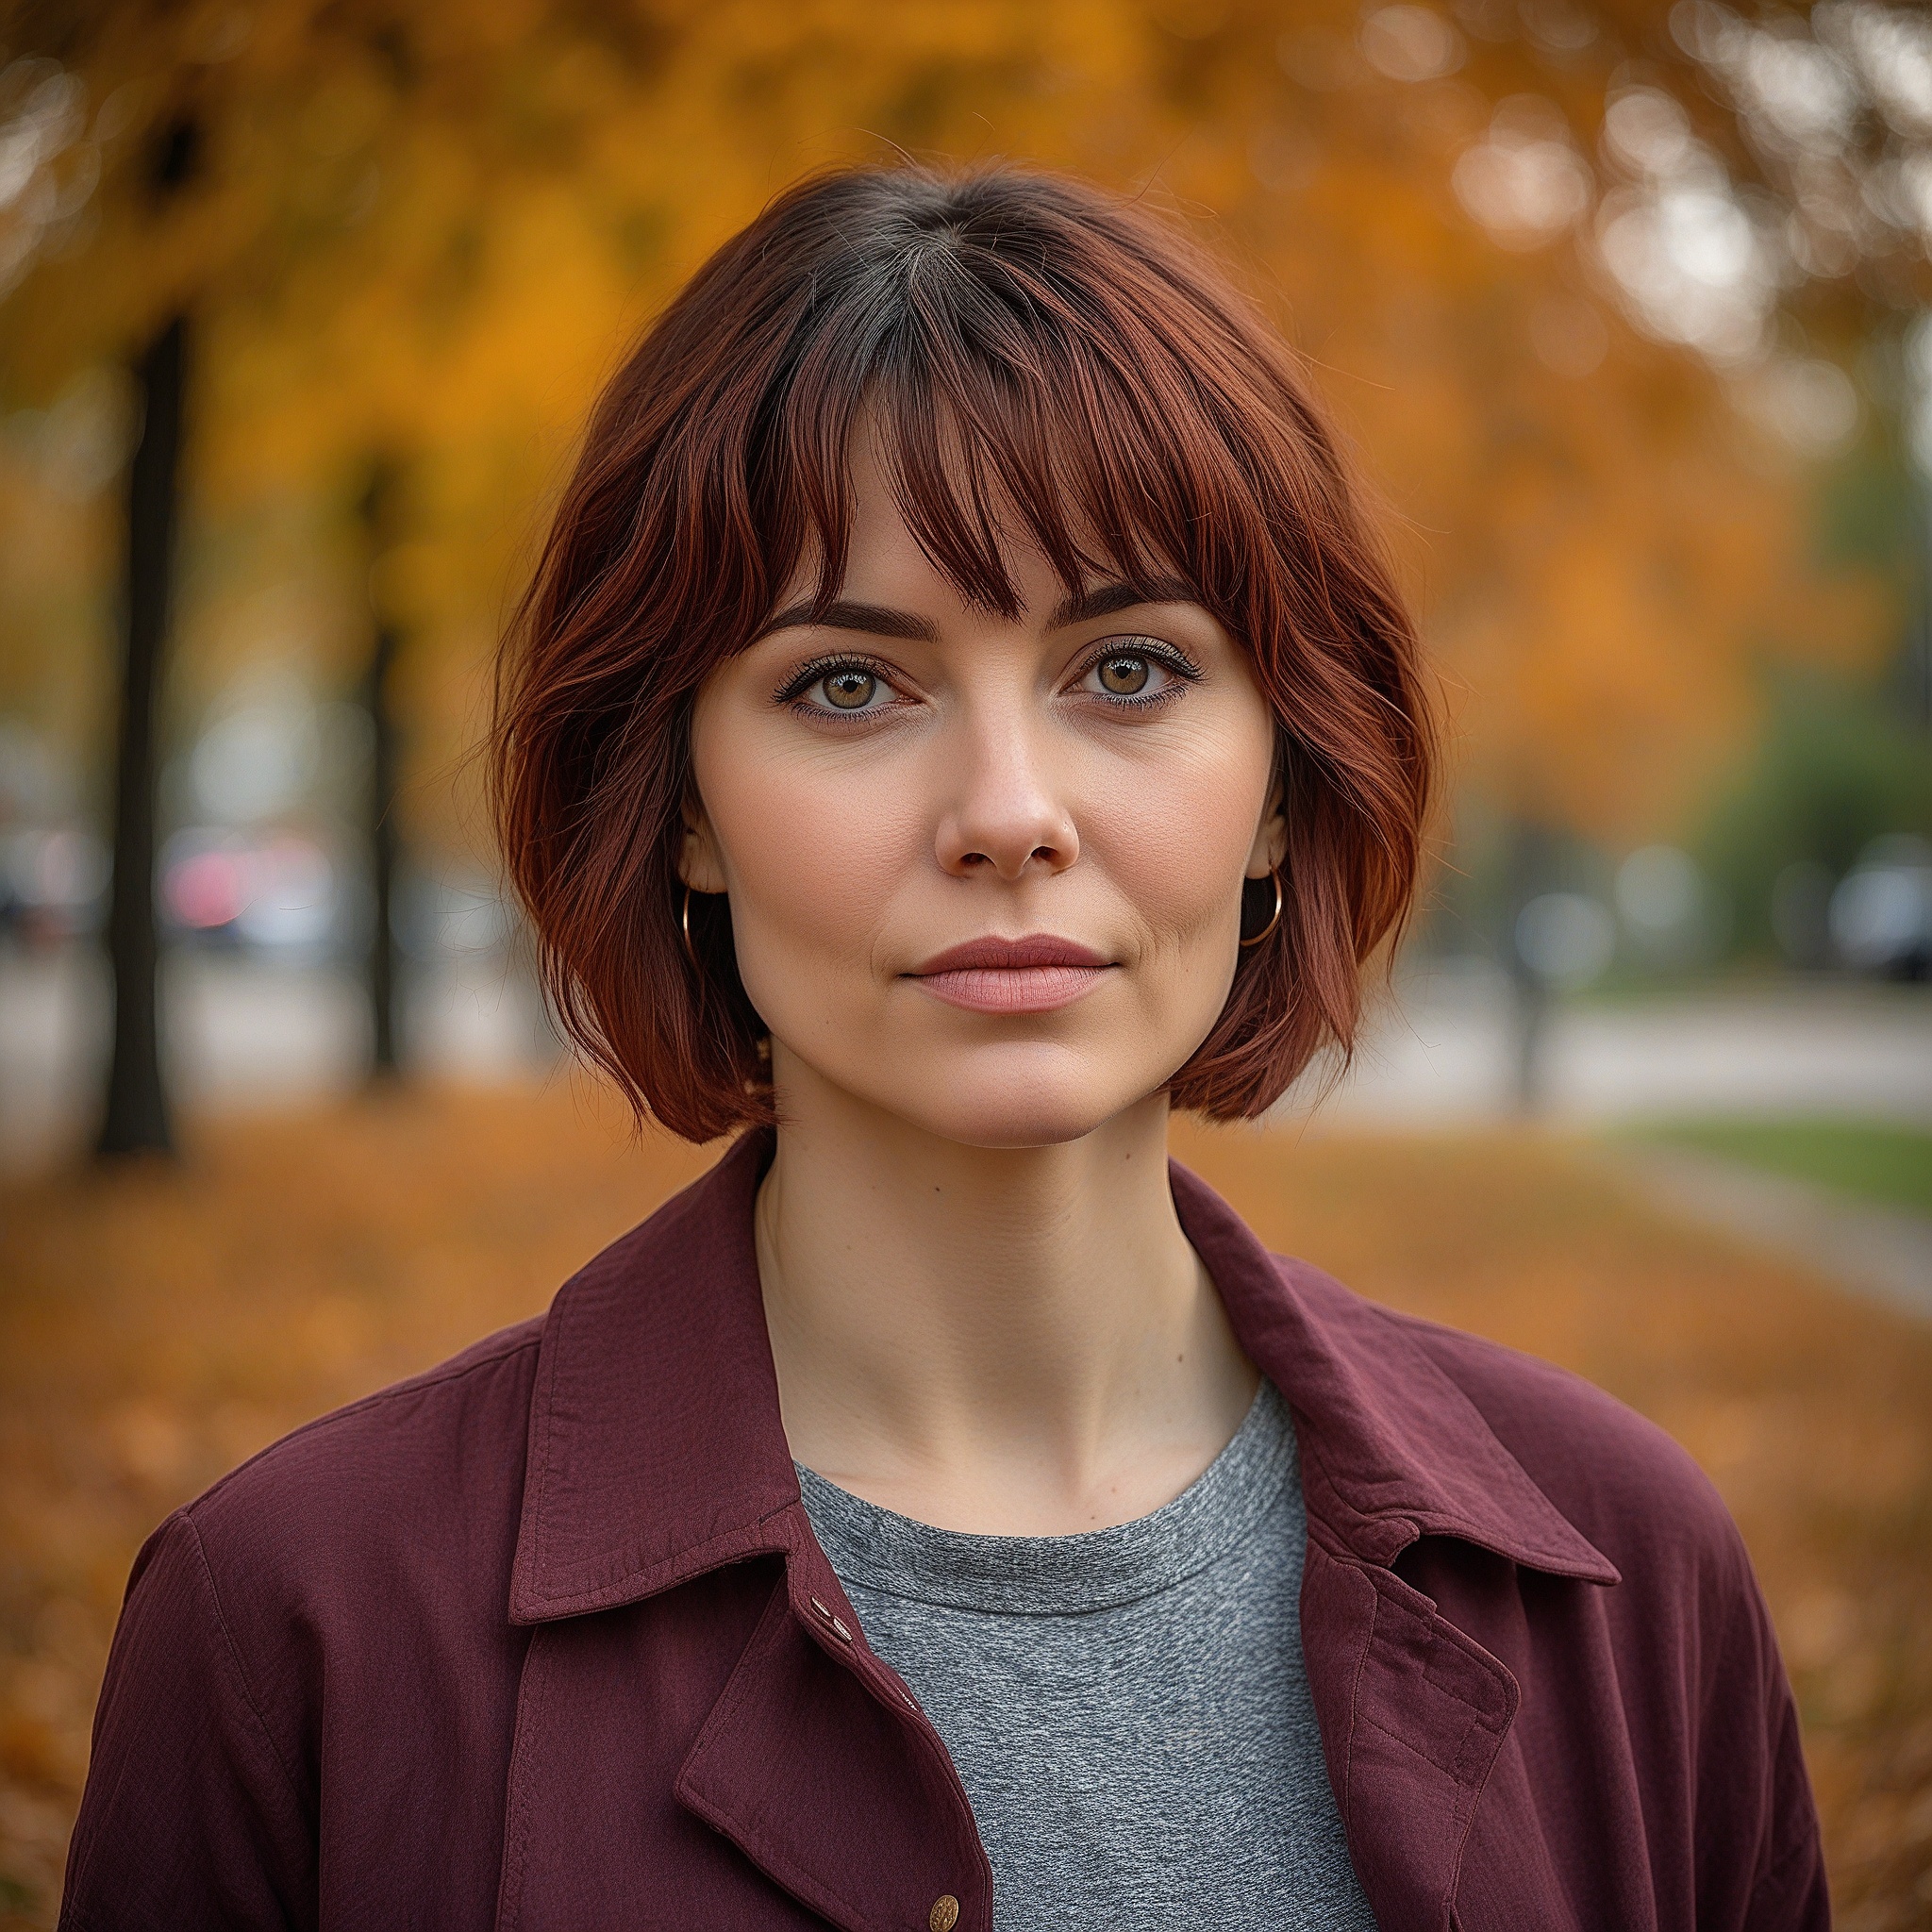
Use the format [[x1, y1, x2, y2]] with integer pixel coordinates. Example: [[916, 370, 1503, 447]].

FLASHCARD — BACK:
[[160, 828, 340, 958], [1829, 835, 1932, 981], [0, 823, 109, 943]]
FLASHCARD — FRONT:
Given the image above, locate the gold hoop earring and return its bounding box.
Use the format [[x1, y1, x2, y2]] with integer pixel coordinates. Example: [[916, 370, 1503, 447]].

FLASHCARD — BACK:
[[1240, 867, 1283, 949], [680, 886, 698, 969]]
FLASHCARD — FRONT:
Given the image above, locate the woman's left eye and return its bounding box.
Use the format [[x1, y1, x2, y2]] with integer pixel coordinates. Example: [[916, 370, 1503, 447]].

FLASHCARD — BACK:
[[1080, 643, 1191, 704]]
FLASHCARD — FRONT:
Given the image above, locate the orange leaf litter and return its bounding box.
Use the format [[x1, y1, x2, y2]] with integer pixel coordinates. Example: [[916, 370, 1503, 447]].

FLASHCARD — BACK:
[[1, 1088, 1926, 1928]]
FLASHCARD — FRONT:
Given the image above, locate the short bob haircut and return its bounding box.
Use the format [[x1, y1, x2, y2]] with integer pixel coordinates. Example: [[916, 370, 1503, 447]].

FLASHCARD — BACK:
[[492, 161, 1434, 1144]]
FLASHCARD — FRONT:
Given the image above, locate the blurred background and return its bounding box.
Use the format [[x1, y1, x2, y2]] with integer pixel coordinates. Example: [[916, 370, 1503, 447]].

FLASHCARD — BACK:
[[1, 0, 1930, 1924]]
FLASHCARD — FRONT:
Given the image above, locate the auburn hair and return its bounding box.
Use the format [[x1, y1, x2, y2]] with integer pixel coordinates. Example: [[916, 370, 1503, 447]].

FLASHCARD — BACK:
[[491, 161, 1434, 1143]]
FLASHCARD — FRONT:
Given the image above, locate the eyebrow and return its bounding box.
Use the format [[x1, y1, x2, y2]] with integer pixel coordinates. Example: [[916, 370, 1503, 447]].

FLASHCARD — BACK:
[[1046, 577, 1195, 628], [760, 599, 939, 642], [758, 577, 1198, 645]]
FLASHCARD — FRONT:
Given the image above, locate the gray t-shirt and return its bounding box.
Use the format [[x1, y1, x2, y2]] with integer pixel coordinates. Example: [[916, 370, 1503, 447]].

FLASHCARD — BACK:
[[796, 1379, 1378, 1931]]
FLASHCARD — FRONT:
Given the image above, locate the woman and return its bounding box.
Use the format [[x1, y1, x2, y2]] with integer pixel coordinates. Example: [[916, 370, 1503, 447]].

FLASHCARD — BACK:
[[63, 164, 1824, 1932]]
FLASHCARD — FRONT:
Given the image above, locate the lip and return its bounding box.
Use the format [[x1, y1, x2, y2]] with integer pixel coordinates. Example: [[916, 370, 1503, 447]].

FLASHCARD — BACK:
[[906, 933, 1116, 1015]]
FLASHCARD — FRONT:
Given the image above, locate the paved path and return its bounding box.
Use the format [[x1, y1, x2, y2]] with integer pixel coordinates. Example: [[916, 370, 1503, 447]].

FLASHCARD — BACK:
[[0, 943, 557, 1170], [4, 946, 1929, 1172], [1613, 1145, 1932, 1323], [1290, 965, 1932, 1127]]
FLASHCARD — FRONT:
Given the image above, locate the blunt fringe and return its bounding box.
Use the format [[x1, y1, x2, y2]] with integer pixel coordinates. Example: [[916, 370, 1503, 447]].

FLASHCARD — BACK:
[[492, 160, 1435, 1143]]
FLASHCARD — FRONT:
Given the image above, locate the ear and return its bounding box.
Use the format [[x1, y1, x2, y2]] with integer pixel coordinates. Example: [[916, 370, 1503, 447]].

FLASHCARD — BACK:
[[1245, 766, 1287, 878], [676, 791, 730, 896]]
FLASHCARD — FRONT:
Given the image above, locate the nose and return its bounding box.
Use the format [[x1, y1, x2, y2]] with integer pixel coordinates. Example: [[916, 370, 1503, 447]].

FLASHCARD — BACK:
[[933, 710, 1079, 883]]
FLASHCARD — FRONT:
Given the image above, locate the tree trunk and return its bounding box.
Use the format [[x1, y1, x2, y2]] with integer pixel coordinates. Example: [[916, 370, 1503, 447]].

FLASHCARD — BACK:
[[97, 313, 188, 1158], [365, 617, 402, 1074], [1505, 817, 1550, 1115], [359, 462, 405, 1076]]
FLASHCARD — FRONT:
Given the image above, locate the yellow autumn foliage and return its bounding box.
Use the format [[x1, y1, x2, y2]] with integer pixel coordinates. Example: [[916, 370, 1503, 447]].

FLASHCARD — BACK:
[[0, 0, 1899, 846]]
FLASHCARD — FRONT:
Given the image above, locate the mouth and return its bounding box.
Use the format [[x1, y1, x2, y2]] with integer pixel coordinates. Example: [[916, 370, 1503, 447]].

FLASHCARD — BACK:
[[905, 934, 1116, 1015]]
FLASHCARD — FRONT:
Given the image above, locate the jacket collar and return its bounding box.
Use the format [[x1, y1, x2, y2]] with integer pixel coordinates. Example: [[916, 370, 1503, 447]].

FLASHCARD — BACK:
[[1167, 1156, 1616, 1584], [508, 1127, 1612, 1625]]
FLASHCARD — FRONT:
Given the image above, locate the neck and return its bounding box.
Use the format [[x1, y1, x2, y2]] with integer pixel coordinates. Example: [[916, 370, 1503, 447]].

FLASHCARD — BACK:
[[756, 1052, 1257, 1534]]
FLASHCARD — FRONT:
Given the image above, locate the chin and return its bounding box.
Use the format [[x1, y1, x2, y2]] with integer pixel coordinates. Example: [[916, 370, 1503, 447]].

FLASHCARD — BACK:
[[858, 1044, 1158, 1151]]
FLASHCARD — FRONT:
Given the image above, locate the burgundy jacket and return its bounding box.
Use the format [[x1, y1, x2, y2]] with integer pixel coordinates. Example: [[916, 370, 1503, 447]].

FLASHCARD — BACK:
[[62, 1129, 1826, 1932]]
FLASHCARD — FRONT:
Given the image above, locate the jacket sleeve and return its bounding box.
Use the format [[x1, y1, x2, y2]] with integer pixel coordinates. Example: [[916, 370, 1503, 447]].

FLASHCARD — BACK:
[[1743, 1675, 1830, 1930], [58, 1511, 311, 1932], [1712, 1557, 1830, 1932]]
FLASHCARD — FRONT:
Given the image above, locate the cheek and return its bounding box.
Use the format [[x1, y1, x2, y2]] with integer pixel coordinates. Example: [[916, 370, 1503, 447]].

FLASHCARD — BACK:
[[692, 721, 919, 978], [1086, 717, 1274, 947]]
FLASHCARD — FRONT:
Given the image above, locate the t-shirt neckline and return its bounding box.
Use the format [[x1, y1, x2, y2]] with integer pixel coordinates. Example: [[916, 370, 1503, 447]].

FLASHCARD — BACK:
[[793, 1377, 1295, 1616]]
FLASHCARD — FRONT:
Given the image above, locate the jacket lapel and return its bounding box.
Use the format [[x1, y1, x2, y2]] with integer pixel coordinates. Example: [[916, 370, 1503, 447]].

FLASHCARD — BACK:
[[1301, 1542, 1520, 1930], [675, 1518, 991, 1932]]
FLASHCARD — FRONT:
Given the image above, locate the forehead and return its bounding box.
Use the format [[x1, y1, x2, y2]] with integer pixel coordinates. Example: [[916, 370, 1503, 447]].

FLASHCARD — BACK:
[[830, 430, 1065, 618], [782, 410, 1182, 633]]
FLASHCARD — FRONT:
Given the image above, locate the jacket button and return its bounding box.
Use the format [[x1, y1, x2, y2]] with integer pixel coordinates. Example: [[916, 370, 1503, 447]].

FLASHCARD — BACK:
[[928, 1898, 959, 1932], [808, 1595, 855, 1644]]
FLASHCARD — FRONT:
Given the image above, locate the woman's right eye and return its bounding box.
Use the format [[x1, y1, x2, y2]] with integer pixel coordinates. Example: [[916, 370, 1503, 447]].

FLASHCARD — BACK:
[[776, 664, 904, 726], [774, 653, 908, 719], [783, 658, 903, 717]]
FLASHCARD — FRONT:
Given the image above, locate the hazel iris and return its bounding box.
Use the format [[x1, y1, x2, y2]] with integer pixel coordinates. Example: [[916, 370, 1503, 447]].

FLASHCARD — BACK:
[[1098, 654, 1150, 695], [824, 669, 877, 709]]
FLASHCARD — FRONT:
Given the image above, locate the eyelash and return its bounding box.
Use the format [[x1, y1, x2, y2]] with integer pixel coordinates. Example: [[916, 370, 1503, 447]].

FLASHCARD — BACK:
[[774, 639, 1204, 720]]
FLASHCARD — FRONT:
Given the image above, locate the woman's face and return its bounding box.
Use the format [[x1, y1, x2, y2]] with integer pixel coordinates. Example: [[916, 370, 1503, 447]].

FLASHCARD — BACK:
[[683, 437, 1284, 1149]]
